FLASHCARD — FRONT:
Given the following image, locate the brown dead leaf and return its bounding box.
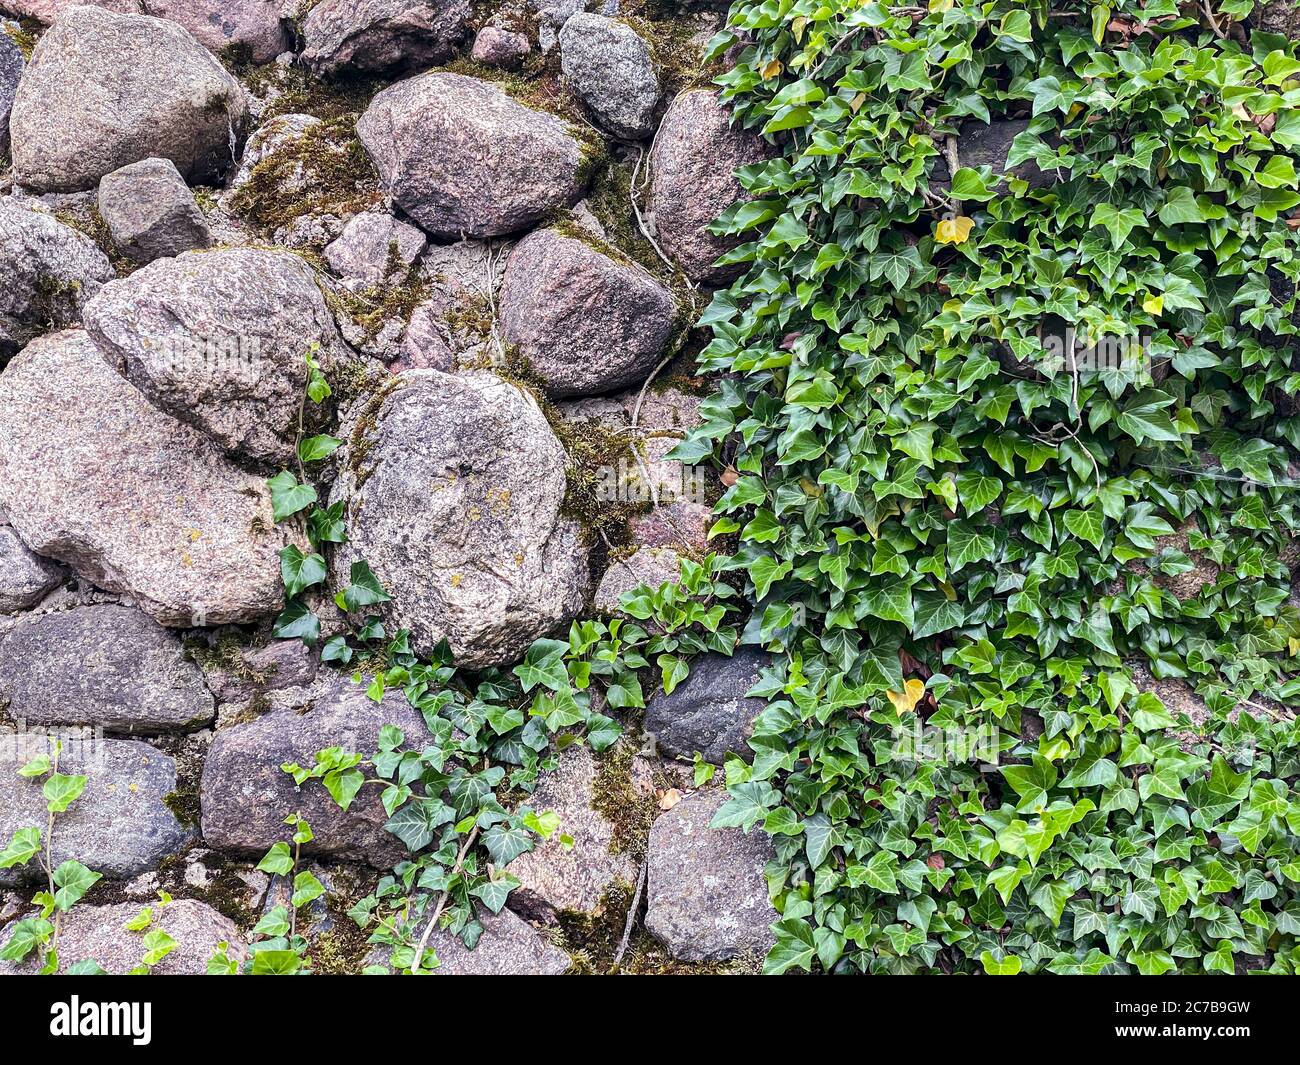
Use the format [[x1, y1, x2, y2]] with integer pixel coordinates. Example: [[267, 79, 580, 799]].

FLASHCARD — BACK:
[[720, 466, 739, 487], [658, 789, 682, 811]]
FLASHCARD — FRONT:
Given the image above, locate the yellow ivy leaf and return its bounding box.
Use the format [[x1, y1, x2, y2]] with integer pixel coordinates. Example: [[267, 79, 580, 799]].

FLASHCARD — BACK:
[[760, 59, 783, 80], [1142, 293, 1164, 315], [935, 215, 975, 245], [887, 678, 927, 716], [792, 15, 808, 42]]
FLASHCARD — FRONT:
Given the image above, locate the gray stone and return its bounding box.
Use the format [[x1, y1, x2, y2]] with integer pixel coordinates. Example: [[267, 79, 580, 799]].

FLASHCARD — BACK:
[[0, 2, 151, 20], [395, 238, 510, 373], [324, 211, 427, 287], [330, 370, 588, 668], [629, 501, 712, 553], [499, 228, 677, 397], [0, 734, 191, 885], [203, 639, 319, 704], [302, 0, 471, 77], [426, 907, 569, 974], [594, 546, 681, 614], [0, 24, 23, 158], [10, 5, 249, 192], [357, 71, 588, 239], [1256, 0, 1300, 37], [83, 248, 348, 466], [145, 0, 293, 64], [0, 198, 115, 359], [644, 648, 767, 764], [559, 13, 659, 140], [0, 330, 288, 627], [649, 89, 768, 285], [0, 899, 244, 975], [0, 605, 214, 732], [644, 788, 776, 962], [200, 678, 429, 866], [929, 119, 1053, 195], [507, 744, 639, 921], [0, 604, 203, 716], [97, 157, 212, 264], [470, 25, 530, 70], [0, 525, 63, 613]]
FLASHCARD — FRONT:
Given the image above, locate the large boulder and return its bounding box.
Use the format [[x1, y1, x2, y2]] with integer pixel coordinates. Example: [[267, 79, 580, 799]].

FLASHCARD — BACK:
[[97, 157, 212, 265], [357, 71, 589, 239], [0, 24, 22, 158], [644, 648, 767, 764], [0, 899, 244, 975], [144, 0, 293, 64], [499, 228, 678, 398], [200, 679, 429, 867], [82, 248, 347, 466], [649, 89, 768, 285], [9, 5, 249, 192], [0, 735, 190, 885], [0, 525, 63, 612], [0, 605, 215, 732], [331, 370, 588, 668], [506, 744, 639, 921], [643, 788, 776, 962], [559, 13, 659, 141], [0, 198, 115, 359], [0, 331, 287, 627], [302, 0, 471, 77]]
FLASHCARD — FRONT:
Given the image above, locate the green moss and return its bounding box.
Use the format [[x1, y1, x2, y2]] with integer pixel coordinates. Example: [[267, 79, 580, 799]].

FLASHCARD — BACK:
[[590, 734, 655, 860], [242, 61, 384, 124], [326, 256, 432, 346], [161, 787, 201, 829], [4, 19, 38, 60], [227, 117, 381, 235]]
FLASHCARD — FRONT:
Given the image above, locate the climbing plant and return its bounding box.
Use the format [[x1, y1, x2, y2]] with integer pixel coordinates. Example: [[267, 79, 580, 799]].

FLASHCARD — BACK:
[[673, 0, 1300, 973]]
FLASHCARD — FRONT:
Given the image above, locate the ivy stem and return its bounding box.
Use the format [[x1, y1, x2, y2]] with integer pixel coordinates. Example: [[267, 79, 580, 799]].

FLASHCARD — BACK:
[[411, 824, 481, 975]]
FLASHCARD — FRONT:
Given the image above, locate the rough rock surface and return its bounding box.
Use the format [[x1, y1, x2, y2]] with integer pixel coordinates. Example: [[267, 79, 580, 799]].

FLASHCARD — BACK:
[[0, 899, 244, 975], [331, 371, 588, 668], [649, 89, 768, 284], [97, 157, 212, 264], [0, 24, 22, 158], [0, 331, 287, 626], [1256, 0, 1300, 38], [0, 525, 63, 612], [357, 71, 588, 238], [325, 211, 427, 286], [145, 0, 293, 64], [0, 2, 149, 21], [507, 745, 639, 921], [200, 679, 428, 866], [644, 648, 767, 764], [227, 112, 320, 194], [559, 13, 659, 140], [929, 119, 1053, 194], [397, 238, 509, 372], [0, 605, 215, 732], [303, 0, 471, 76], [594, 546, 682, 614], [0, 735, 190, 885], [629, 501, 712, 553], [0, 198, 115, 358], [9, 6, 249, 192], [644, 788, 776, 962], [471, 24, 530, 69], [499, 228, 677, 397], [203, 639, 319, 705], [427, 907, 570, 975], [83, 248, 346, 466]]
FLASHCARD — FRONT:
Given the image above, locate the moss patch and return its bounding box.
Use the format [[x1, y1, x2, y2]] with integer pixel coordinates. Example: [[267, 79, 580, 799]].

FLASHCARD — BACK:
[[590, 733, 655, 860], [4, 18, 39, 60], [228, 117, 382, 234]]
